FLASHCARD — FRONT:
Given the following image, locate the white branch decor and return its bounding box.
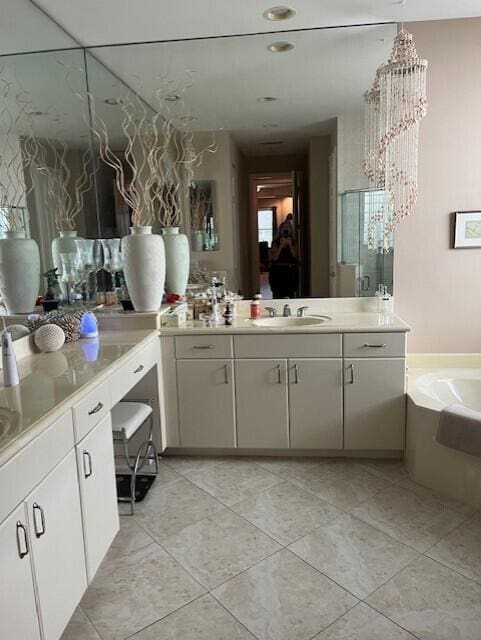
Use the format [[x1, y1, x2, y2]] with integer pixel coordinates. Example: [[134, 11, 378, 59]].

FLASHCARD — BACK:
[[0, 73, 37, 232], [363, 29, 428, 251]]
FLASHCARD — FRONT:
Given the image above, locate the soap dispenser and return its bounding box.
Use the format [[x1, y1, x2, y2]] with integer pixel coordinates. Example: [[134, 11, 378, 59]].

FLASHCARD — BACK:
[[2, 330, 19, 387]]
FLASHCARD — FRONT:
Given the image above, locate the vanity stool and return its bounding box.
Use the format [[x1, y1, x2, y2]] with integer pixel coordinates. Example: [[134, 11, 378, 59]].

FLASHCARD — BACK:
[[111, 400, 159, 515]]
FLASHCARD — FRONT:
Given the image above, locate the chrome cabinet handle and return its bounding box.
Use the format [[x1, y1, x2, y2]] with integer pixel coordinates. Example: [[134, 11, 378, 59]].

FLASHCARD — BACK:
[[32, 503, 46, 539], [193, 345, 215, 350], [293, 364, 300, 384], [363, 343, 387, 348], [88, 402, 103, 416], [276, 364, 282, 384], [224, 364, 229, 384], [347, 364, 355, 384], [16, 522, 29, 559], [134, 364, 144, 373], [83, 450, 93, 478]]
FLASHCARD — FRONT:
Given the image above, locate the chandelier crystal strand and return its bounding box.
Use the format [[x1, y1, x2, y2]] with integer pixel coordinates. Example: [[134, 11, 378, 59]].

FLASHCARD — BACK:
[[363, 29, 427, 252]]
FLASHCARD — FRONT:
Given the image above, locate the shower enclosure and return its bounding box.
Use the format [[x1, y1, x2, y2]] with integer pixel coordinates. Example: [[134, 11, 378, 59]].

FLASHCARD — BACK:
[[339, 189, 394, 297]]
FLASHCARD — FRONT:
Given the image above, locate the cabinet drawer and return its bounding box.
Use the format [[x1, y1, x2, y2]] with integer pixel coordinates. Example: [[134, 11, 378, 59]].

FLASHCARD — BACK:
[[343, 333, 406, 358], [234, 334, 341, 359], [110, 339, 160, 405], [0, 411, 74, 523], [72, 380, 111, 442], [175, 335, 233, 359]]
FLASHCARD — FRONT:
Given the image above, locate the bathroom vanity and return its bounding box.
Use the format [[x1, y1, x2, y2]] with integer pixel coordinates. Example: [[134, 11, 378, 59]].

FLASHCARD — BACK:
[[160, 302, 410, 456], [0, 330, 162, 640]]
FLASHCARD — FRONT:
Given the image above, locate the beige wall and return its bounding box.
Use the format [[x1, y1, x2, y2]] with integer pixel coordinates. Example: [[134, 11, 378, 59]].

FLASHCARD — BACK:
[[395, 18, 481, 353]]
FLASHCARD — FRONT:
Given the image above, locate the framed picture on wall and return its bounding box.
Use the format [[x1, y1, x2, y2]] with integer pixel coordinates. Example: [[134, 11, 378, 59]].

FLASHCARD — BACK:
[[454, 211, 481, 248]]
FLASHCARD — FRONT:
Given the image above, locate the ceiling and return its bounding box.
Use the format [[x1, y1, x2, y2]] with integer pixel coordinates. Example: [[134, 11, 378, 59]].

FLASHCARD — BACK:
[[29, 0, 481, 49], [87, 24, 396, 155]]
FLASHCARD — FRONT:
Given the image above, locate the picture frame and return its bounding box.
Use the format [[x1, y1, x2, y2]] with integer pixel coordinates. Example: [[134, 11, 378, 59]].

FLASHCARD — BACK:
[[453, 211, 481, 248]]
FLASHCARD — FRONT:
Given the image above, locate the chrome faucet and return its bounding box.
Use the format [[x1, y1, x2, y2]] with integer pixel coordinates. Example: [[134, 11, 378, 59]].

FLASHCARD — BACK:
[[297, 306, 309, 317], [283, 304, 291, 317], [265, 307, 277, 318]]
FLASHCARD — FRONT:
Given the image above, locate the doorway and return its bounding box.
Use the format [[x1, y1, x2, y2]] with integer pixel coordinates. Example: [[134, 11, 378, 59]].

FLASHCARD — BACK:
[[248, 172, 304, 299]]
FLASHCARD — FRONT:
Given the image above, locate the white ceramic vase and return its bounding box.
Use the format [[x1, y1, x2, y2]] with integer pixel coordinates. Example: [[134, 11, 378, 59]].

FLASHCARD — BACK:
[[161, 227, 190, 295], [121, 226, 166, 312], [0, 231, 41, 314]]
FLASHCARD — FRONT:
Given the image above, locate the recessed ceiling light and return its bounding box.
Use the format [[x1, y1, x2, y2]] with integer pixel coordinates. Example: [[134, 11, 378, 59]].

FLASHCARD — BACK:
[[104, 98, 125, 106], [267, 41, 295, 53], [164, 94, 181, 102], [257, 96, 278, 102], [263, 6, 296, 21], [259, 140, 284, 146], [262, 123, 279, 128]]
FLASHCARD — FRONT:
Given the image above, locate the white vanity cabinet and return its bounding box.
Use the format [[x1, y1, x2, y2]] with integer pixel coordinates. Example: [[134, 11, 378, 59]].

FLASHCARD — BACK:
[[0, 504, 41, 640], [235, 359, 289, 448], [288, 359, 343, 449], [26, 449, 87, 640], [169, 329, 406, 453], [177, 359, 236, 447], [76, 413, 119, 581], [344, 357, 406, 450]]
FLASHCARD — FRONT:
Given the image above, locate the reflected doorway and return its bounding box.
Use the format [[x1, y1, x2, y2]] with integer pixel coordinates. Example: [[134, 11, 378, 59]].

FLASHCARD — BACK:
[[249, 172, 304, 299]]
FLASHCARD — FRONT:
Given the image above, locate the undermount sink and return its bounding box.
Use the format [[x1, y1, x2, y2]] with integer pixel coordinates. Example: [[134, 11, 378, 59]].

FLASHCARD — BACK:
[[252, 315, 331, 328]]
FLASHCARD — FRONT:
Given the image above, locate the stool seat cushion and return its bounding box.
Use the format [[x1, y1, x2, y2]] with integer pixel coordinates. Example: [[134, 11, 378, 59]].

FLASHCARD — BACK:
[[111, 402, 153, 439]]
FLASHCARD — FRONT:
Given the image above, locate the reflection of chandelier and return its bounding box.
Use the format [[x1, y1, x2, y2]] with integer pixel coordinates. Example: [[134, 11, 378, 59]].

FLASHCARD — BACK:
[[364, 29, 428, 251]]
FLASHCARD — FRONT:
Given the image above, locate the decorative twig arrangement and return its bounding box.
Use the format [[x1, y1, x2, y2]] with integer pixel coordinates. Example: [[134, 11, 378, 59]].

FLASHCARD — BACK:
[[33, 136, 92, 231], [0, 70, 38, 232], [84, 74, 216, 229]]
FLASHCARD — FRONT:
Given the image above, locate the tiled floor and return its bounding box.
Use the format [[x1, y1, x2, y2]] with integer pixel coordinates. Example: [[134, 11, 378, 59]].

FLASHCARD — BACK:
[[61, 456, 481, 640]]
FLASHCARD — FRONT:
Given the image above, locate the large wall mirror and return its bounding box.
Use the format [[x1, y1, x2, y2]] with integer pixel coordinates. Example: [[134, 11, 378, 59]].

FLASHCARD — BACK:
[[0, 22, 398, 308]]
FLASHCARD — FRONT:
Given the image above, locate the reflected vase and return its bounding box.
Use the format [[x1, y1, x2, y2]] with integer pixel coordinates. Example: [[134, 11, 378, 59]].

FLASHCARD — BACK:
[[121, 226, 165, 312], [0, 231, 40, 314], [161, 227, 190, 296], [52, 230, 82, 298]]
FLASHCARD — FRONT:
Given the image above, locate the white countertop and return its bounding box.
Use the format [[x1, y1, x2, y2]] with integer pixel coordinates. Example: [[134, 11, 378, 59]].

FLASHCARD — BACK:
[[160, 312, 410, 335], [0, 329, 158, 462]]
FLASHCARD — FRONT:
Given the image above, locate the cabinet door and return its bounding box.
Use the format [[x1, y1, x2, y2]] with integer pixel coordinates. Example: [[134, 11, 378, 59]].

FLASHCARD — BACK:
[[289, 359, 343, 449], [344, 358, 406, 450], [177, 359, 236, 447], [77, 413, 119, 582], [27, 450, 87, 640], [235, 359, 289, 448], [0, 504, 41, 640]]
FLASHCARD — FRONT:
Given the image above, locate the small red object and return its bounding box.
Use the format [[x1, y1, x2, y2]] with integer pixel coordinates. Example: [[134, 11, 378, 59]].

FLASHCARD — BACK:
[[166, 293, 181, 303]]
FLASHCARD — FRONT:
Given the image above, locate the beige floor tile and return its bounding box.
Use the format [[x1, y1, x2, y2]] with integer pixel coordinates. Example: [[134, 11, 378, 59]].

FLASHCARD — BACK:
[[161, 455, 230, 475], [213, 549, 357, 640], [313, 603, 417, 639], [290, 513, 418, 598], [350, 484, 466, 552], [60, 608, 100, 640], [162, 509, 281, 589], [81, 543, 205, 640], [426, 514, 481, 583], [366, 556, 481, 640], [291, 461, 390, 510], [397, 478, 475, 516], [105, 517, 153, 561], [356, 459, 408, 483], [252, 456, 323, 479], [131, 594, 256, 639], [187, 460, 282, 506], [231, 482, 342, 545], [134, 478, 224, 541]]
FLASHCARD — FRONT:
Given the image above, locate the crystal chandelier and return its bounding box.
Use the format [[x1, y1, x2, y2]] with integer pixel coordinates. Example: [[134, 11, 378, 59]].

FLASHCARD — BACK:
[[363, 29, 428, 251]]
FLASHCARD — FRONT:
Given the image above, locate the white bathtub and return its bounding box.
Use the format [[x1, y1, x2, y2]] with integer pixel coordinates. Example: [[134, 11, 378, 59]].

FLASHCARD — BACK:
[[407, 356, 481, 510]]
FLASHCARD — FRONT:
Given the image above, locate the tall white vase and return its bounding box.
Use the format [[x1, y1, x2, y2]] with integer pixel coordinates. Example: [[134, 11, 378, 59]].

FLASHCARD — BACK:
[[0, 231, 40, 314], [121, 226, 165, 312], [161, 227, 190, 296]]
